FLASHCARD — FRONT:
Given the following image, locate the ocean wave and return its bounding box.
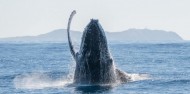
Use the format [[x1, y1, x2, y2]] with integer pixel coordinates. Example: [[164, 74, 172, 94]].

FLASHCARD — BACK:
[[164, 79, 190, 85]]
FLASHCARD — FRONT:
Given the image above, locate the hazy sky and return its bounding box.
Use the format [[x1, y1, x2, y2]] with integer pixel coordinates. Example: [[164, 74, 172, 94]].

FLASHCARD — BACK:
[[0, 0, 190, 40]]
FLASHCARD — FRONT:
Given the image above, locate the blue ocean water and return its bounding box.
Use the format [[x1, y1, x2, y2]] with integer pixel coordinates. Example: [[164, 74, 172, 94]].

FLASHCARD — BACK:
[[0, 43, 190, 94]]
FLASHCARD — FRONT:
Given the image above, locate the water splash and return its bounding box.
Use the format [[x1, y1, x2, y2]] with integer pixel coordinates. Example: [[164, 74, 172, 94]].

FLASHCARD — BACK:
[[13, 72, 73, 89], [13, 72, 149, 89]]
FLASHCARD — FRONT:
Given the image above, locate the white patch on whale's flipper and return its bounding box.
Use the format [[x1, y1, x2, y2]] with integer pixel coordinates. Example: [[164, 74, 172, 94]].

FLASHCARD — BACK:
[[115, 69, 150, 83], [128, 73, 150, 81]]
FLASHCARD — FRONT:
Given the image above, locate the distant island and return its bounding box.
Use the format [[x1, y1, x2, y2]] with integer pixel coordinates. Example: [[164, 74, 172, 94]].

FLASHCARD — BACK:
[[0, 28, 183, 43]]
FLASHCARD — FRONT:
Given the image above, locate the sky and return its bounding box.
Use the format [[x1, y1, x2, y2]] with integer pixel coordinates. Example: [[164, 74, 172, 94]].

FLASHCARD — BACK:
[[0, 0, 190, 40]]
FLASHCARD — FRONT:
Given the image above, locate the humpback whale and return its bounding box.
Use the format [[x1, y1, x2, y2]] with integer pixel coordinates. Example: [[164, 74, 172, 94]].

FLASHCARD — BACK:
[[67, 10, 131, 84]]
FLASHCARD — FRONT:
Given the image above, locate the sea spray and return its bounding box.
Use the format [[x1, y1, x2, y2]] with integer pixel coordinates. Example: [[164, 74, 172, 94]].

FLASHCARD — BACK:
[[13, 72, 73, 89], [13, 55, 77, 89]]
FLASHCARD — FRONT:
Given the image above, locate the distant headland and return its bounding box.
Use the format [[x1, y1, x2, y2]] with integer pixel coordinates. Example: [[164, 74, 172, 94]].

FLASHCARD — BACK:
[[0, 28, 183, 43]]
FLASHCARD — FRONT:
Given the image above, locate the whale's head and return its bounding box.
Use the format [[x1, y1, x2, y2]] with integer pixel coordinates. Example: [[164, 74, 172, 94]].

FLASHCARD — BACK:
[[79, 19, 110, 58]]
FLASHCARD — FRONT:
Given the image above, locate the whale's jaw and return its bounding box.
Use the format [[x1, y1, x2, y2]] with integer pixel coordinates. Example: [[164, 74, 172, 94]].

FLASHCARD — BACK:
[[74, 19, 116, 84]]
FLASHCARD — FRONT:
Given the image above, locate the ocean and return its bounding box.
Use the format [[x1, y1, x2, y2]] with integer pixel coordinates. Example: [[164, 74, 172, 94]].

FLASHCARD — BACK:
[[0, 43, 190, 94]]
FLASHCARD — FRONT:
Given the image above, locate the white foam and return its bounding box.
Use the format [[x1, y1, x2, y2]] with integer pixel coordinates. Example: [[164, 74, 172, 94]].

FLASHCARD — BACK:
[[13, 73, 73, 89]]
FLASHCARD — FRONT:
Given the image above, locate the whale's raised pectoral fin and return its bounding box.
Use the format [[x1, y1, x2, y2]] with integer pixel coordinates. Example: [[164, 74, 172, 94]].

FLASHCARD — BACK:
[[67, 10, 77, 60], [116, 68, 131, 83]]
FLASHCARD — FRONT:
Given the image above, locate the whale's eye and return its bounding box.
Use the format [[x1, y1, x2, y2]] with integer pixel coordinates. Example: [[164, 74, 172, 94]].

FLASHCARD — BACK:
[[107, 58, 113, 65]]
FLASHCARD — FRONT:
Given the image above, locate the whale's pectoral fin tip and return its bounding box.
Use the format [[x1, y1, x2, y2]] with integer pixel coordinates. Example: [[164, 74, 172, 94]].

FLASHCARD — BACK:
[[72, 10, 76, 15]]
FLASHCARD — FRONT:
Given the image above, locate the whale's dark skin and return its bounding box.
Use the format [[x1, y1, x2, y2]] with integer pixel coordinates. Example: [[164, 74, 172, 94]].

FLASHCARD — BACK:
[[67, 11, 131, 84]]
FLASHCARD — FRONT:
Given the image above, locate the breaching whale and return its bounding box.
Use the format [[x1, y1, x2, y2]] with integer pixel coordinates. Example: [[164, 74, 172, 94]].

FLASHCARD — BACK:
[[67, 10, 131, 84]]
